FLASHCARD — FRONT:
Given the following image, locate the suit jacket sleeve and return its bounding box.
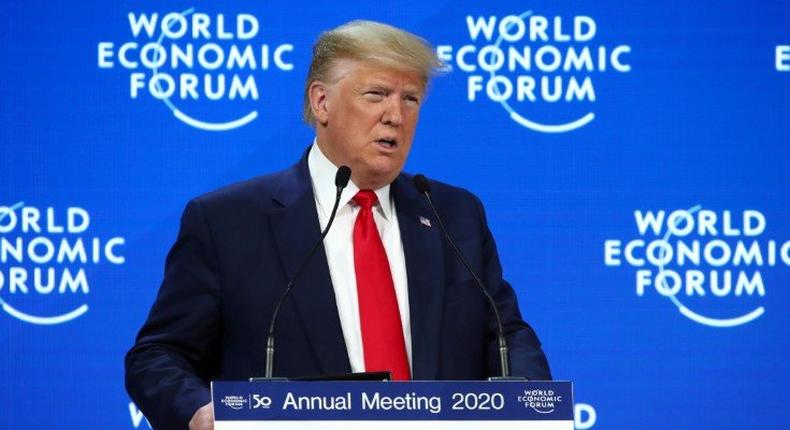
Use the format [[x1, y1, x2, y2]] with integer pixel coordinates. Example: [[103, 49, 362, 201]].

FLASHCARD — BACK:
[[125, 198, 223, 430], [474, 195, 552, 380]]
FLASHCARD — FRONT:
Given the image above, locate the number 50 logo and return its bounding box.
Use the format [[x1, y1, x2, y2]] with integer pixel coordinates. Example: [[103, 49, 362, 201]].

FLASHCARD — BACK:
[[252, 394, 272, 409]]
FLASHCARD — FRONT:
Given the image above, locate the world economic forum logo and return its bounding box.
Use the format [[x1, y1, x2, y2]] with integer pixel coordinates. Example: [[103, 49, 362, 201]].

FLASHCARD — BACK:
[[604, 206, 789, 328], [0, 202, 125, 325], [517, 389, 563, 414], [221, 395, 248, 410], [97, 8, 295, 131], [437, 11, 631, 133]]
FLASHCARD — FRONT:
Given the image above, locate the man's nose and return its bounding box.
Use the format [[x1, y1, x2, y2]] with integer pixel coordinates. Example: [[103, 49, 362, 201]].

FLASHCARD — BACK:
[[381, 97, 403, 127]]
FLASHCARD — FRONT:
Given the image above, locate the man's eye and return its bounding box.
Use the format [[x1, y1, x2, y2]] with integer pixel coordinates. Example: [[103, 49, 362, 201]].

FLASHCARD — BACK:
[[364, 91, 385, 100], [404, 96, 421, 105]]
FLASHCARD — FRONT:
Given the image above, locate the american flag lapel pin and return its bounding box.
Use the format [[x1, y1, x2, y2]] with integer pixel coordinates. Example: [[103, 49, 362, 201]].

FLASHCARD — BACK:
[[419, 216, 432, 228]]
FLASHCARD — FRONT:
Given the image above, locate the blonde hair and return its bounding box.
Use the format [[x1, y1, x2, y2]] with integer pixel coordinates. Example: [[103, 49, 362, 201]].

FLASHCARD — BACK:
[[303, 20, 441, 125]]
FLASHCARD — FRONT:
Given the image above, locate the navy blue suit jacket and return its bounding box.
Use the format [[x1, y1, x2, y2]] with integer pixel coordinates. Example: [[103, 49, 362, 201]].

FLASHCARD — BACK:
[[125, 152, 550, 429]]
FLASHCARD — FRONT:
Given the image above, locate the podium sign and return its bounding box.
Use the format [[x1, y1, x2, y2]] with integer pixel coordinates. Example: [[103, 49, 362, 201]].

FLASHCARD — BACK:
[[212, 380, 573, 429]]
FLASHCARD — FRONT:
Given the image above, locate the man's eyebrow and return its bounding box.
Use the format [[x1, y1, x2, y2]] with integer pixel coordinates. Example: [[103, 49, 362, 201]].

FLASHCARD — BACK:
[[360, 81, 392, 90], [403, 87, 425, 98], [357, 81, 424, 97]]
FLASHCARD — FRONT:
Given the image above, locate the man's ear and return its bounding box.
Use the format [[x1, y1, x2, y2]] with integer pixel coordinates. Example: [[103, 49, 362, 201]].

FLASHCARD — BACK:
[[309, 81, 330, 126]]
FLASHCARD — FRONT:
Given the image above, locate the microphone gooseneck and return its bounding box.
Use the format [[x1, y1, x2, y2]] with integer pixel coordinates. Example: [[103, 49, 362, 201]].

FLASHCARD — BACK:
[[263, 165, 352, 379], [412, 174, 511, 379]]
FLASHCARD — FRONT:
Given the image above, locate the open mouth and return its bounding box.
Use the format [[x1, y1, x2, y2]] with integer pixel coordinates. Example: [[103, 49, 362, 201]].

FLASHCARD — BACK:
[[376, 138, 398, 149]]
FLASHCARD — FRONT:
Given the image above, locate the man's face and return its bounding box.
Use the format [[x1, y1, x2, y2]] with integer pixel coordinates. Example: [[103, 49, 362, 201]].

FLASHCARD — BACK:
[[312, 60, 425, 190]]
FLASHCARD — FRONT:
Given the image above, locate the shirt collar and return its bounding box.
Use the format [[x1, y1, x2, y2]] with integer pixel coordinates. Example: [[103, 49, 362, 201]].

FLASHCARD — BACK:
[[307, 141, 393, 221]]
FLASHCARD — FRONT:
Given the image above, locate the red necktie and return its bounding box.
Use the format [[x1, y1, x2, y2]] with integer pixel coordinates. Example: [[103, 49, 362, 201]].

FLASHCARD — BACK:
[[352, 190, 411, 380]]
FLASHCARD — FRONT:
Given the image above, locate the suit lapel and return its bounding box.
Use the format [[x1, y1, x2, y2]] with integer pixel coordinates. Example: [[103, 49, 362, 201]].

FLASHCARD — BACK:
[[392, 175, 445, 380], [270, 156, 351, 376]]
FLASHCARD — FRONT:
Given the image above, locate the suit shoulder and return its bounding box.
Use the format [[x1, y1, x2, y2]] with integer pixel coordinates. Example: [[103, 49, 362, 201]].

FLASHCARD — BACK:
[[403, 172, 482, 212], [189, 168, 289, 211], [175, 167, 297, 239], [429, 178, 478, 200]]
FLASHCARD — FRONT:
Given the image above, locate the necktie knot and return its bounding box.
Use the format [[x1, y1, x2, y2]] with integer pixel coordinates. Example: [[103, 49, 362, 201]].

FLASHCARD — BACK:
[[353, 190, 378, 210]]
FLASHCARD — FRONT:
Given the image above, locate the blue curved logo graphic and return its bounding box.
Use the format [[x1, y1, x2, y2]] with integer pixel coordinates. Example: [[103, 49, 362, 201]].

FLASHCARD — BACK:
[[490, 10, 595, 133], [657, 204, 764, 328], [0, 202, 89, 325], [151, 7, 258, 132]]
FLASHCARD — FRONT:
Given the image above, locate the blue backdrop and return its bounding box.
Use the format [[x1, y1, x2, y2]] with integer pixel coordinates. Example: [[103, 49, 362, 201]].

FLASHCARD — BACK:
[[2, 1, 789, 428]]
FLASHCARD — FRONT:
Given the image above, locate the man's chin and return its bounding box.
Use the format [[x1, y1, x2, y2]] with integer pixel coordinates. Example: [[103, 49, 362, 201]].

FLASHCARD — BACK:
[[354, 166, 402, 190]]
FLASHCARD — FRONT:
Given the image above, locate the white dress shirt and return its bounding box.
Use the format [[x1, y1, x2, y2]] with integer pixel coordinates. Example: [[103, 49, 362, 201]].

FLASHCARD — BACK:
[[307, 142, 412, 374]]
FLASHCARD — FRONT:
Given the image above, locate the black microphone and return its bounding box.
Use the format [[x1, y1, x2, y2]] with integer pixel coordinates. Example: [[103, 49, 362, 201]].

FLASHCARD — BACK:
[[261, 165, 352, 379], [413, 174, 513, 379]]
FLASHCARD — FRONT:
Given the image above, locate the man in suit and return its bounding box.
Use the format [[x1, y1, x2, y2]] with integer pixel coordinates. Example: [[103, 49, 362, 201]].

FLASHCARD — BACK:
[[125, 20, 551, 430]]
